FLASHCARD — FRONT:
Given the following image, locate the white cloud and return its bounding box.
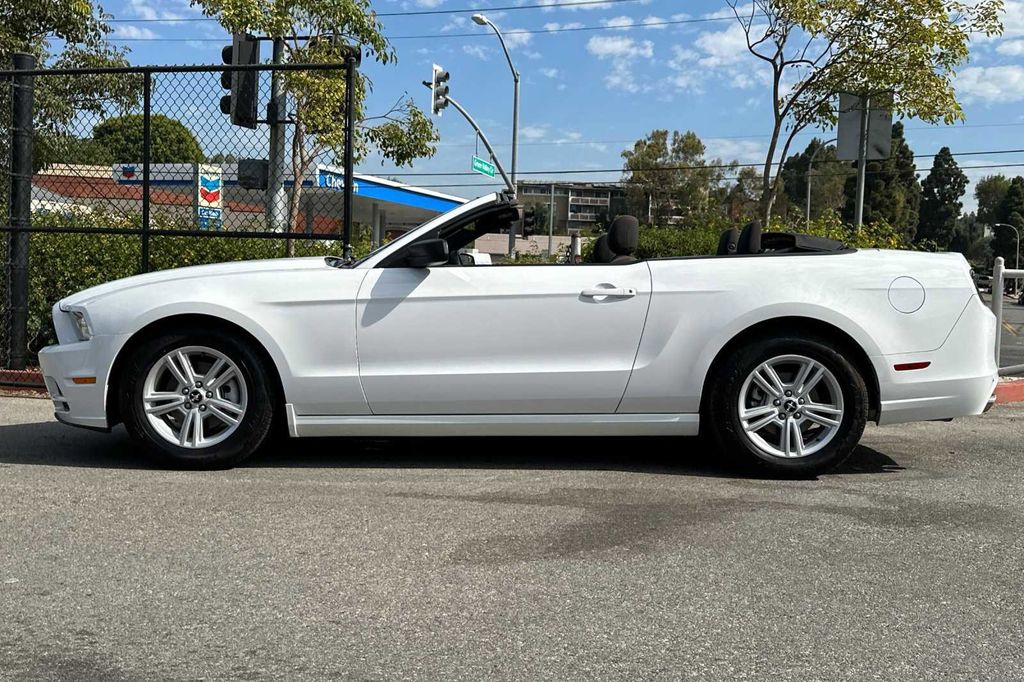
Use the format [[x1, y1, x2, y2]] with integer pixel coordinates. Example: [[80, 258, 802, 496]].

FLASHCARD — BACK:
[[957, 65, 1024, 103], [415, 0, 445, 7], [601, 14, 666, 30], [540, 67, 560, 78], [586, 36, 654, 93], [521, 125, 549, 140], [604, 16, 635, 30], [462, 44, 490, 60], [502, 29, 533, 49], [586, 35, 654, 59], [113, 25, 160, 40], [543, 22, 585, 31], [537, 0, 651, 10], [441, 16, 468, 32], [996, 40, 1024, 56], [124, 0, 194, 22], [695, 22, 756, 68], [704, 138, 767, 164]]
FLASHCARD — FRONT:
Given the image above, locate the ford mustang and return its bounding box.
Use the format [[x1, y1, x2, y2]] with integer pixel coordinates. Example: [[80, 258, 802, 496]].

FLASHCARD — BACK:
[[38, 192, 999, 475]]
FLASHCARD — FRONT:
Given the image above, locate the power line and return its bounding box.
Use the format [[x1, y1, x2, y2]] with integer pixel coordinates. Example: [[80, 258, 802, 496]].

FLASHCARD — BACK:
[[365, 147, 1024, 178], [436, 122, 1024, 149], [106, 16, 729, 41], [107, 0, 648, 22], [388, 161, 1024, 189]]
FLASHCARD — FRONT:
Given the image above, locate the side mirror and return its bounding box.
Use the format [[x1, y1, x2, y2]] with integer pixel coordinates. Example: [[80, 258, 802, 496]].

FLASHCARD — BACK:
[[404, 238, 449, 268]]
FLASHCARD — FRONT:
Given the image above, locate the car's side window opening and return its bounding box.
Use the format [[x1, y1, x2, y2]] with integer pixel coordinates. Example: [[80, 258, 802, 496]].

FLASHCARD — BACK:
[[380, 206, 519, 268]]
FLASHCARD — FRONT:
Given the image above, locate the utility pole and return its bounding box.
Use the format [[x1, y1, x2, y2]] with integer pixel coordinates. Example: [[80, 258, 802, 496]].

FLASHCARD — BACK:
[[853, 95, 870, 231], [266, 38, 288, 232], [806, 137, 837, 230]]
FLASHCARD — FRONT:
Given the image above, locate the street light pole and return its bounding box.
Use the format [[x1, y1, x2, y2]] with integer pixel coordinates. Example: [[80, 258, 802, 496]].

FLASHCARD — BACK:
[[473, 13, 520, 257], [805, 137, 837, 230]]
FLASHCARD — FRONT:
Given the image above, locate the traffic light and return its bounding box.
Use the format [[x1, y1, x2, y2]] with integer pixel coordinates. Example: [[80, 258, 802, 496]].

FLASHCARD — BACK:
[[431, 64, 450, 116], [522, 207, 538, 237], [220, 33, 260, 129]]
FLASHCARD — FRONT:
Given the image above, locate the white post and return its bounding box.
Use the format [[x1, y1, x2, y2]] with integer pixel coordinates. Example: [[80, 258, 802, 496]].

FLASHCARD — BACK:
[[547, 183, 555, 256], [993, 257, 1005, 366]]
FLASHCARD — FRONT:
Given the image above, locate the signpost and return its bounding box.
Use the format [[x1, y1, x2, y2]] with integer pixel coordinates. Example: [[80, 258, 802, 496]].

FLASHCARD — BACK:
[[837, 93, 893, 230], [472, 155, 497, 178], [195, 163, 223, 230]]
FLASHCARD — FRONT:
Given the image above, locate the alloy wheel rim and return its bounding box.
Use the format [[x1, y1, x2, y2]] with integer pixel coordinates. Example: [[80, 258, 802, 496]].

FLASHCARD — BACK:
[[141, 346, 248, 449], [737, 354, 844, 459]]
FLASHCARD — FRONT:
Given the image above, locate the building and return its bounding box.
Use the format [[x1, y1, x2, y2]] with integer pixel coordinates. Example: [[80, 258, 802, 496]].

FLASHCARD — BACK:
[[516, 181, 628, 235], [32, 163, 465, 248]]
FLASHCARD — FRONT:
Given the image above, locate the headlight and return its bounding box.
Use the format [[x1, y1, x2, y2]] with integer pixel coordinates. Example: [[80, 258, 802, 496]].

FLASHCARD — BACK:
[[68, 309, 93, 341]]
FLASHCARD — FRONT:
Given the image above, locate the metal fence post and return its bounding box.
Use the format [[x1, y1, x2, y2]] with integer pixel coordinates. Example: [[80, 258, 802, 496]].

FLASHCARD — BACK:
[[140, 71, 152, 273], [6, 53, 35, 371], [342, 54, 356, 262]]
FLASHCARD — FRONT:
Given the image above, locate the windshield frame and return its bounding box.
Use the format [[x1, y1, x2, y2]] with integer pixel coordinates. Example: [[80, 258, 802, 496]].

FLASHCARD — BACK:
[[349, 193, 504, 269]]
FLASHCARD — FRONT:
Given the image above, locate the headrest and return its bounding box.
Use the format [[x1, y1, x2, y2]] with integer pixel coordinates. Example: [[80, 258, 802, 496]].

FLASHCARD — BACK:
[[738, 221, 762, 254], [590, 234, 616, 263], [608, 215, 639, 255], [717, 228, 739, 255]]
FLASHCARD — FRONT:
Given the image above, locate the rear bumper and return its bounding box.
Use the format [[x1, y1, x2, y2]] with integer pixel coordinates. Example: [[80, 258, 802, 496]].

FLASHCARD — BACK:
[[875, 297, 999, 426]]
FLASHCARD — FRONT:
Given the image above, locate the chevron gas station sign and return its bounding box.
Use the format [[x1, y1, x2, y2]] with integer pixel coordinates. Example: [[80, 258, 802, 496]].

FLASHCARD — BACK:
[[196, 164, 223, 229]]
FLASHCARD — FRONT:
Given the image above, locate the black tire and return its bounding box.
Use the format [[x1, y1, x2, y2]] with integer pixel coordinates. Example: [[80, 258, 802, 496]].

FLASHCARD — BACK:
[[118, 326, 277, 469], [705, 335, 868, 477]]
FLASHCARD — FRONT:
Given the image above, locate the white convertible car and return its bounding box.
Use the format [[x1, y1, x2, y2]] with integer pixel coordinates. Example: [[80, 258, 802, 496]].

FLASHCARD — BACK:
[[39, 193, 999, 475]]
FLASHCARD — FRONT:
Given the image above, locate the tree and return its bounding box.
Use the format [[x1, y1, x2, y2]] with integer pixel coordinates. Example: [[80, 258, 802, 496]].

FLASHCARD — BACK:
[[781, 138, 849, 222], [950, 213, 992, 268], [1, 2, 141, 171], [842, 122, 921, 239], [193, 0, 439, 241], [975, 175, 1011, 227], [994, 177, 1024, 267], [726, 0, 1003, 222], [725, 166, 762, 220], [91, 114, 205, 164], [621, 130, 726, 224], [917, 147, 967, 248]]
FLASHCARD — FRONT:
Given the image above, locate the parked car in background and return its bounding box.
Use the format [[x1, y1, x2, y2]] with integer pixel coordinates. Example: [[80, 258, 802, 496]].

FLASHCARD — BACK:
[[38, 193, 999, 476]]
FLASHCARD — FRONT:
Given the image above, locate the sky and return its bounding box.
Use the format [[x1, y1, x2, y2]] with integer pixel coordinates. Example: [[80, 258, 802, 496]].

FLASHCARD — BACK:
[[99, 0, 1024, 212]]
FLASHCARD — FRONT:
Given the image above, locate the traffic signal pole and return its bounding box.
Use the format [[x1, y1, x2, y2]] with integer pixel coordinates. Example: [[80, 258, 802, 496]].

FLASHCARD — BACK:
[[266, 38, 288, 232], [440, 94, 514, 194]]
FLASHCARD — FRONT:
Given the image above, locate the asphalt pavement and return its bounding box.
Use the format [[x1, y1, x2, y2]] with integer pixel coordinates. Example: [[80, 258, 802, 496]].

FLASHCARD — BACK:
[[1, 397, 1023, 681]]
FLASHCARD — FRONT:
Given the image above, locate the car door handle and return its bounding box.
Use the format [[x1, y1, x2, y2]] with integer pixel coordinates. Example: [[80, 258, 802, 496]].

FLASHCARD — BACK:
[[581, 287, 637, 298]]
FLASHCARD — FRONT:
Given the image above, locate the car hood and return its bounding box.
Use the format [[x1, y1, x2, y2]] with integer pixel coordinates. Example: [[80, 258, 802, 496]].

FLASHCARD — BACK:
[[59, 257, 336, 309]]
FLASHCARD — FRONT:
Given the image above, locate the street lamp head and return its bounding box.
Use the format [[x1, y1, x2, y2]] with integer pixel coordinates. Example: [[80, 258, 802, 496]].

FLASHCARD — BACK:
[[472, 13, 489, 26]]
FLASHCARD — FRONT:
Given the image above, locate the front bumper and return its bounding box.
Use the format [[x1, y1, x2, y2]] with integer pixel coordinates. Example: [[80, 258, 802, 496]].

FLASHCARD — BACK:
[[38, 335, 125, 431], [875, 297, 999, 426]]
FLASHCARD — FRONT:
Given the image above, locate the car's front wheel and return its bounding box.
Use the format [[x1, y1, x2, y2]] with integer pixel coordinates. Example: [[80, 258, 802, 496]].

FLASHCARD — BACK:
[[119, 327, 277, 468], [706, 335, 868, 476]]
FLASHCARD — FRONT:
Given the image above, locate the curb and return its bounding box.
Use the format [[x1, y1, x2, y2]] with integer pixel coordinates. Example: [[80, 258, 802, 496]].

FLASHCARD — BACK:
[[996, 378, 1024, 405]]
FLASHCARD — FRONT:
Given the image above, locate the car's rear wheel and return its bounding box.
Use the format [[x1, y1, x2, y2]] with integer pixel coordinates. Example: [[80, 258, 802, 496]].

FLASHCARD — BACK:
[[706, 335, 868, 476], [119, 327, 277, 468]]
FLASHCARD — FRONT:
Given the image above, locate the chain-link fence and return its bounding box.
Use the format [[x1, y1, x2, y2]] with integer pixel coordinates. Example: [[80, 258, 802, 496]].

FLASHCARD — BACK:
[[1, 56, 361, 387]]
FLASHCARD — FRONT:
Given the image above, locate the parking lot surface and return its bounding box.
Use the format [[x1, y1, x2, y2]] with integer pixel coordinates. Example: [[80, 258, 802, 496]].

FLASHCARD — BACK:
[[2, 397, 1023, 681]]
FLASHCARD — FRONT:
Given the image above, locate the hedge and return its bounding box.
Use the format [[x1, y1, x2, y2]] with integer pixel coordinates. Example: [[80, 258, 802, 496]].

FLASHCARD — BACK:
[[14, 209, 369, 357]]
